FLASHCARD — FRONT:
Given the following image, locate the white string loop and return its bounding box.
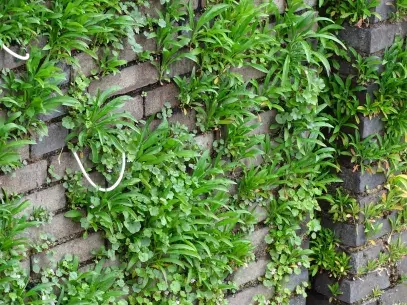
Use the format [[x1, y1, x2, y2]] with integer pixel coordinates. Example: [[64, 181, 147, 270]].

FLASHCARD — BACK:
[[2, 45, 30, 60], [72, 150, 126, 192]]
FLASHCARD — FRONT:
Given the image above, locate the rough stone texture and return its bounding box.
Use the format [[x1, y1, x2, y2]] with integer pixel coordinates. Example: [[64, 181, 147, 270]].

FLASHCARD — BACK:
[[195, 133, 214, 151], [379, 283, 407, 304], [49, 151, 92, 181], [370, 0, 396, 23], [120, 34, 157, 63], [32, 233, 104, 269], [340, 167, 386, 194], [75, 52, 98, 77], [38, 105, 67, 122], [227, 285, 274, 305], [252, 204, 268, 223], [24, 184, 67, 214], [314, 270, 390, 303], [168, 110, 196, 131], [145, 83, 180, 116], [230, 66, 266, 82], [359, 115, 384, 139], [232, 258, 269, 287], [21, 259, 31, 275], [168, 57, 196, 78], [322, 213, 395, 247], [88, 62, 159, 95], [123, 95, 143, 120], [396, 256, 407, 276], [18, 145, 30, 161], [289, 295, 306, 305], [356, 189, 387, 208], [249, 110, 276, 135], [283, 268, 308, 291], [0, 160, 47, 194], [26, 212, 83, 242], [347, 241, 384, 274], [248, 227, 269, 257], [339, 21, 407, 54], [31, 122, 68, 158]]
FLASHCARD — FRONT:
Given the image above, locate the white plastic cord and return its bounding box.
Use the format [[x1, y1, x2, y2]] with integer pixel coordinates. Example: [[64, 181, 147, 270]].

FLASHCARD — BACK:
[[72, 150, 126, 192], [2, 45, 30, 60]]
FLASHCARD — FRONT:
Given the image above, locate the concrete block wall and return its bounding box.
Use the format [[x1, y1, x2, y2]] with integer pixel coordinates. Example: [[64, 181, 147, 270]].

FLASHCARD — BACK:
[[308, 7, 407, 305], [0, 1, 314, 304]]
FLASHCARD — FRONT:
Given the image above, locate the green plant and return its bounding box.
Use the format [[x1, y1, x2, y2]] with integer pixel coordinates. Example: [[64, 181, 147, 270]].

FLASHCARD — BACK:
[[0, 48, 70, 138], [0, 0, 48, 47], [326, 188, 360, 223], [328, 282, 342, 300], [310, 228, 350, 279], [320, 0, 381, 26], [62, 87, 136, 172], [64, 119, 254, 305]]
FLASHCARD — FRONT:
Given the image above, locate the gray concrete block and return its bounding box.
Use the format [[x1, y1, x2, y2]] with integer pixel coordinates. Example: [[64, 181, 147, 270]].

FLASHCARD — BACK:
[[49, 151, 92, 181], [31, 122, 68, 158], [322, 213, 394, 247], [248, 110, 276, 136], [195, 133, 214, 151], [230, 66, 266, 82], [356, 189, 387, 208], [339, 22, 403, 54], [168, 57, 196, 78], [120, 33, 157, 63], [18, 145, 30, 161], [38, 105, 67, 122], [290, 295, 306, 305], [88, 62, 158, 95], [0, 160, 47, 193], [370, 0, 396, 23], [227, 285, 274, 305], [123, 95, 143, 120], [396, 256, 407, 276], [20, 259, 30, 276], [74, 52, 97, 77], [32, 233, 104, 269], [168, 110, 196, 131], [251, 204, 268, 223], [24, 184, 67, 214], [359, 115, 384, 139], [26, 212, 83, 243], [314, 270, 390, 303], [284, 268, 308, 292], [347, 241, 384, 274], [248, 227, 269, 258], [340, 167, 386, 194], [232, 258, 269, 287], [379, 283, 407, 304], [145, 83, 180, 116]]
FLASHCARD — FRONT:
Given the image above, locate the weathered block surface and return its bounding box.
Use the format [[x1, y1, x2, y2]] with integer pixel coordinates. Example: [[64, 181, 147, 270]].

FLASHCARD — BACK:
[[145, 83, 180, 116], [379, 283, 407, 304], [322, 213, 394, 247], [340, 167, 386, 194], [24, 184, 67, 213], [314, 271, 390, 303], [339, 21, 407, 54], [232, 258, 269, 287], [347, 241, 384, 274], [227, 285, 274, 305], [88, 62, 158, 95], [26, 212, 83, 242], [0, 161, 48, 193], [32, 233, 104, 269], [31, 122, 68, 158], [123, 95, 144, 120]]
